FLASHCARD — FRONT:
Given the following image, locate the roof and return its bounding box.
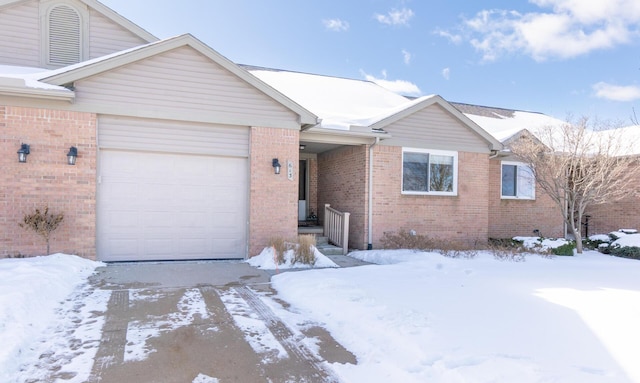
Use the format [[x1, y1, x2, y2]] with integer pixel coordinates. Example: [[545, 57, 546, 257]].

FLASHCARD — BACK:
[[0, 65, 74, 100], [246, 66, 409, 130], [0, 35, 319, 127], [247, 66, 502, 150], [0, 0, 158, 43], [452, 102, 567, 143]]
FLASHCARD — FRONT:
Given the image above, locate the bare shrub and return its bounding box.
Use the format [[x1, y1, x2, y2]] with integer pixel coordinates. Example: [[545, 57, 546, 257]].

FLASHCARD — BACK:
[[487, 239, 526, 262], [294, 235, 317, 265], [436, 239, 478, 259], [19, 206, 64, 255], [380, 229, 436, 251]]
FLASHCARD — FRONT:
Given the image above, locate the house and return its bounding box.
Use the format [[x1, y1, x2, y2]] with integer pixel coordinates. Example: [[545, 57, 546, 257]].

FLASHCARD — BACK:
[[1, 0, 591, 262], [0, 0, 318, 261]]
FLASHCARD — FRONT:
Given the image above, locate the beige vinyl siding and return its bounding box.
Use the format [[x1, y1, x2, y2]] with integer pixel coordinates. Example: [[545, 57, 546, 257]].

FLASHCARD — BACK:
[[382, 104, 491, 153], [75, 46, 299, 127], [88, 9, 148, 58], [0, 1, 40, 67], [99, 115, 249, 157]]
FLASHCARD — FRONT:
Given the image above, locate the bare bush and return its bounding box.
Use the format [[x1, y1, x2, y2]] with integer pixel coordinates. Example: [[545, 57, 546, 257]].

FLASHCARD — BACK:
[[380, 230, 436, 251], [486, 239, 527, 262], [19, 206, 64, 255], [436, 239, 478, 259]]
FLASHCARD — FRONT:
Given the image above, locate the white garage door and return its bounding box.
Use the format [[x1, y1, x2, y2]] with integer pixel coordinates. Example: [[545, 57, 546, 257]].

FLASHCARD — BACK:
[[97, 116, 249, 262]]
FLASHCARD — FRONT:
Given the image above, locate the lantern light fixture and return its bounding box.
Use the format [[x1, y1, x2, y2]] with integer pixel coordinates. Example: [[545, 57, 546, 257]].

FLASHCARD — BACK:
[[272, 158, 281, 175], [17, 143, 30, 163], [67, 146, 78, 165]]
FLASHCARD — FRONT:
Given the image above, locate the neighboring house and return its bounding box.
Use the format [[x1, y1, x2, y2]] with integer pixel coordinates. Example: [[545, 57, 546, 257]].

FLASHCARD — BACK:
[[451, 103, 566, 239], [1, 0, 318, 261], [581, 125, 640, 235]]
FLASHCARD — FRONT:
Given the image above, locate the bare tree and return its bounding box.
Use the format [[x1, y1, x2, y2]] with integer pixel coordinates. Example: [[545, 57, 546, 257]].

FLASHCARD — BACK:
[[509, 117, 640, 253]]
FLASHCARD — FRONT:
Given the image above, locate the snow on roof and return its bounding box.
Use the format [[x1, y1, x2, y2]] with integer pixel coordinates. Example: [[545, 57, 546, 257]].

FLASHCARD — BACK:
[[246, 66, 411, 130], [0, 65, 71, 93], [452, 102, 567, 143]]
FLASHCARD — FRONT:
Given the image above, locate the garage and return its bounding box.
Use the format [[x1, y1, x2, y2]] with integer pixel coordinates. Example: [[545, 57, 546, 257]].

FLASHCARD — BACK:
[[97, 116, 249, 262]]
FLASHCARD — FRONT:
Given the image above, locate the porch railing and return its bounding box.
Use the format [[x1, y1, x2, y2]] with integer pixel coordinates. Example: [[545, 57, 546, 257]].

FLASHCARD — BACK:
[[323, 204, 350, 255]]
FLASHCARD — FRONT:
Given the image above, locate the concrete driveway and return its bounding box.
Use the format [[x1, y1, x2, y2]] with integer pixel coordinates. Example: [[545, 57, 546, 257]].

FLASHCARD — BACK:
[[80, 260, 357, 383]]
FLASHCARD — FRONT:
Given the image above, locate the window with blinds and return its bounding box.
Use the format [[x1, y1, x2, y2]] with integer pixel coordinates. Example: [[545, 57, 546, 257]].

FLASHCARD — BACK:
[[47, 5, 81, 66]]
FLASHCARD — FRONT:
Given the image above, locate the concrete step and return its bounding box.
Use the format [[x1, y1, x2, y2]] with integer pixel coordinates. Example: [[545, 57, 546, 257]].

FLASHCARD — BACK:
[[315, 243, 344, 256], [315, 236, 329, 245]]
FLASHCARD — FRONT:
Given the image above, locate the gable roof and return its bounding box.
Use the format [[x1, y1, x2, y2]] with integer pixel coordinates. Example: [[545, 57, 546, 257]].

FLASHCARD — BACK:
[[367, 95, 502, 151], [248, 66, 502, 150], [36, 34, 317, 126], [0, 0, 158, 43]]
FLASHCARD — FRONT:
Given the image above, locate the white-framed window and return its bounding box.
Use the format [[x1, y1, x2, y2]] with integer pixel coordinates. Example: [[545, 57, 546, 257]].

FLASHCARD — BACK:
[[501, 161, 535, 199], [41, 1, 88, 67], [402, 148, 458, 196]]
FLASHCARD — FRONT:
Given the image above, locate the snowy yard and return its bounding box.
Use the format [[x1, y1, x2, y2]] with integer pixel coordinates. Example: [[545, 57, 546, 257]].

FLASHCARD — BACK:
[[1, 236, 640, 383]]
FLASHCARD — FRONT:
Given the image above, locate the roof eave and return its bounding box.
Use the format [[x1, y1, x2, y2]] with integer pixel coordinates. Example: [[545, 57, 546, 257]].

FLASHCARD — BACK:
[[0, 85, 75, 101]]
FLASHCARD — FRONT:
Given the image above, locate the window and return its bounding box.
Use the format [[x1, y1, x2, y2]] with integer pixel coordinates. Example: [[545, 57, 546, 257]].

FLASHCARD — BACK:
[[402, 148, 457, 195], [501, 162, 535, 199]]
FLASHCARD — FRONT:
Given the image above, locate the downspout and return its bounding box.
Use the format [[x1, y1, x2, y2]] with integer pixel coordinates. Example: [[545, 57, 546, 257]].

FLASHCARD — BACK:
[[368, 137, 380, 250]]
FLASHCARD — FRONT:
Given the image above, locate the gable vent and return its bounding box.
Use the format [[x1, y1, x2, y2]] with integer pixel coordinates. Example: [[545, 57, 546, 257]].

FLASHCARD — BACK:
[[48, 5, 81, 66]]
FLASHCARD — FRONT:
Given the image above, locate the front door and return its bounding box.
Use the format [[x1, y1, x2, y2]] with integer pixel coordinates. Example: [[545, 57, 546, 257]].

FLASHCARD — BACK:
[[298, 159, 307, 221]]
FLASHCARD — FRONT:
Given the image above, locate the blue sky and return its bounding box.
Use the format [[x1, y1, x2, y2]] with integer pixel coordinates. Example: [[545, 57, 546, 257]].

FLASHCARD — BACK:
[[101, 0, 640, 124]]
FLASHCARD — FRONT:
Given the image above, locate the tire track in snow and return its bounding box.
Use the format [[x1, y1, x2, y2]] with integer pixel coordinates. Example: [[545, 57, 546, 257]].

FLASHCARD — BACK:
[[232, 286, 341, 383]]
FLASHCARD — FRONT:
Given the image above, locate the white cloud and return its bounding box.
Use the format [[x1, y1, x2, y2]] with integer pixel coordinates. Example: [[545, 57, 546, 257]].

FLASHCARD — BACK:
[[435, 29, 463, 44], [402, 49, 412, 65], [593, 82, 640, 102], [442, 67, 451, 80], [449, 0, 640, 61], [323, 18, 349, 32], [375, 8, 414, 26], [361, 70, 422, 97]]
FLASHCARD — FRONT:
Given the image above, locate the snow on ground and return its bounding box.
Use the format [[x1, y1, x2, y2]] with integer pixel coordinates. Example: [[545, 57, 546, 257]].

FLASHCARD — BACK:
[[271, 247, 640, 383], [0, 254, 104, 383], [246, 245, 338, 269]]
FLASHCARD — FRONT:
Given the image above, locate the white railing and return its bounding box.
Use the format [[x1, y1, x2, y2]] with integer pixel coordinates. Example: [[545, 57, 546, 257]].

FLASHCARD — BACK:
[[324, 204, 350, 255]]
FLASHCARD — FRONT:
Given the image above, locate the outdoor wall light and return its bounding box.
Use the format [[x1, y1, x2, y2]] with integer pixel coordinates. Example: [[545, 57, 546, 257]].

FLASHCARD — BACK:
[[272, 158, 281, 175], [17, 143, 30, 163], [67, 146, 78, 165], [299, 144, 306, 150]]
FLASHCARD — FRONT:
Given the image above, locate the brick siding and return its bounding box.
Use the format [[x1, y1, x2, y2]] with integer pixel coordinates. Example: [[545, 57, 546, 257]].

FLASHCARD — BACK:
[[0, 106, 97, 258], [488, 159, 564, 239], [371, 146, 490, 247], [318, 145, 369, 249], [248, 126, 299, 256]]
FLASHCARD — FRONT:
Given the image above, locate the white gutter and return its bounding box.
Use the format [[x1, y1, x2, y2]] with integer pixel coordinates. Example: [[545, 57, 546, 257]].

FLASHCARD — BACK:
[[367, 137, 380, 249]]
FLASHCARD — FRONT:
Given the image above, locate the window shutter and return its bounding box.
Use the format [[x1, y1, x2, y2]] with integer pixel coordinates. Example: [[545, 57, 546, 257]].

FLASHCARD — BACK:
[[48, 5, 81, 66]]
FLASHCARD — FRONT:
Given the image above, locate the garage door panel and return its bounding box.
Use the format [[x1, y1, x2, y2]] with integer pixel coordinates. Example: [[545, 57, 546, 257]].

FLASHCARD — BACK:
[[98, 149, 247, 261]]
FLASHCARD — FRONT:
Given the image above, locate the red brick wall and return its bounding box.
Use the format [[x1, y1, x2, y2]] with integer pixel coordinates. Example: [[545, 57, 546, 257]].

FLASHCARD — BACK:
[[249, 126, 299, 256], [371, 146, 490, 247], [488, 159, 564, 239], [584, 164, 640, 235], [0, 106, 97, 258], [318, 145, 368, 249]]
